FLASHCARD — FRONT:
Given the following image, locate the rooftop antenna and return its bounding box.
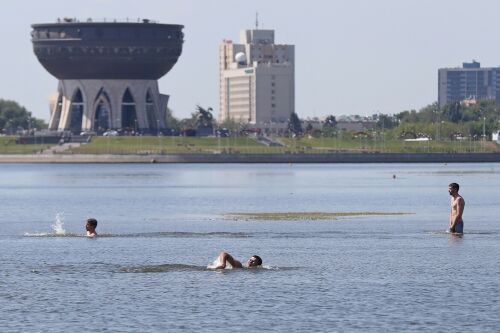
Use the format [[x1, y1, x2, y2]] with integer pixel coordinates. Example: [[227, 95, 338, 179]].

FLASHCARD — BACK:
[[255, 12, 259, 30]]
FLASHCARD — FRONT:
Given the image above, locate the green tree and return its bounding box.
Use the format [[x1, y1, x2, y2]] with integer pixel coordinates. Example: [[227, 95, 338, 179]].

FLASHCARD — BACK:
[[288, 112, 302, 136], [305, 122, 313, 133], [0, 99, 47, 132], [165, 107, 180, 131], [218, 118, 242, 135], [178, 110, 200, 130], [376, 114, 398, 129], [442, 102, 463, 123], [323, 115, 337, 128]]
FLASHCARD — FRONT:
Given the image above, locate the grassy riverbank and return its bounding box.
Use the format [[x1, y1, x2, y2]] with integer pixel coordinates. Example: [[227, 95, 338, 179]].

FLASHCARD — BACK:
[[0, 136, 51, 154], [70, 136, 499, 154], [1, 135, 499, 155]]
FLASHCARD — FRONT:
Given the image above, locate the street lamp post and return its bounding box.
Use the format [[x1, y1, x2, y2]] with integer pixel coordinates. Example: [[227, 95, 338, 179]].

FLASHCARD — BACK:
[[483, 116, 486, 140], [482, 116, 486, 152], [171, 128, 175, 153], [156, 119, 161, 153]]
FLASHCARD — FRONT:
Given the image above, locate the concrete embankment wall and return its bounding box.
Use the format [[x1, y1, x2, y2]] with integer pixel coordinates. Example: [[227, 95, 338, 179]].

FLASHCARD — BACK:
[[1, 153, 500, 163]]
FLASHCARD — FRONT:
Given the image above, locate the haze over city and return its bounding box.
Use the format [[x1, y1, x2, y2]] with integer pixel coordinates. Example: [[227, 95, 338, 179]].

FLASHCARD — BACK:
[[2, 0, 500, 122]]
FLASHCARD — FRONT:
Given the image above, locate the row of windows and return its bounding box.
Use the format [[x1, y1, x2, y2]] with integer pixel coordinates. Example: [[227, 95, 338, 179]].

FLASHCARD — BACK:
[[32, 28, 183, 41], [228, 104, 251, 109], [229, 101, 251, 106], [69, 88, 155, 104], [228, 83, 250, 89], [229, 97, 250, 102], [34, 46, 181, 57]]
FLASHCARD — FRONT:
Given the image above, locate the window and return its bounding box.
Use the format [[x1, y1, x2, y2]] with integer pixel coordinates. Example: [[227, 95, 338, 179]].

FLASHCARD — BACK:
[[69, 89, 84, 134], [145, 91, 158, 132], [121, 88, 137, 130]]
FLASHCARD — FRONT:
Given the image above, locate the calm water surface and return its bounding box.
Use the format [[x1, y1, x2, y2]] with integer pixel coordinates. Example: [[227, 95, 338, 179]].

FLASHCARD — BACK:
[[1, 163, 499, 332]]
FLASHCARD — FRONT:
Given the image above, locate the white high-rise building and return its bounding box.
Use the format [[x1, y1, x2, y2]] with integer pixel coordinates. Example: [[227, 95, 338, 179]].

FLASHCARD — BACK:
[[219, 29, 294, 125]]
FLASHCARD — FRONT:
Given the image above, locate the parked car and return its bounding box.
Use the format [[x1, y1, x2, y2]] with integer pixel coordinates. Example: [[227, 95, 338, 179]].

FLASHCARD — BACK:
[[102, 130, 119, 136]]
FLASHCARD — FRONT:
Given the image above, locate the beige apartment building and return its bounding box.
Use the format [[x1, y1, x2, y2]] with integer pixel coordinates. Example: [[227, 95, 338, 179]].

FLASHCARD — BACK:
[[219, 29, 294, 125]]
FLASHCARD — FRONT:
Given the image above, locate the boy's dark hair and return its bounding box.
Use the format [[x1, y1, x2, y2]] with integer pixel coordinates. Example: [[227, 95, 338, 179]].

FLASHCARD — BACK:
[[449, 183, 460, 191], [87, 218, 98, 227], [252, 255, 262, 266]]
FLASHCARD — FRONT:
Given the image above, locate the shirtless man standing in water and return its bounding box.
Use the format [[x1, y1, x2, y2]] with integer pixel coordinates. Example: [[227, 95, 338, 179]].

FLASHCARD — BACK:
[[448, 183, 465, 233]]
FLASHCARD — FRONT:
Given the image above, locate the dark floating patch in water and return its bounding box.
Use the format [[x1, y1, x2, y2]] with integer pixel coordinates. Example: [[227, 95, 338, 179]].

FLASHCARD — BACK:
[[23, 231, 250, 239], [120, 264, 206, 273], [31, 262, 121, 274], [124, 232, 250, 238], [225, 211, 410, 221]]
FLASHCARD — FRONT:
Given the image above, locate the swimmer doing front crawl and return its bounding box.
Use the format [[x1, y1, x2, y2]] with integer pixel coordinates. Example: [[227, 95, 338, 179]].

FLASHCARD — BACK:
[[215, 251, 262, 269]]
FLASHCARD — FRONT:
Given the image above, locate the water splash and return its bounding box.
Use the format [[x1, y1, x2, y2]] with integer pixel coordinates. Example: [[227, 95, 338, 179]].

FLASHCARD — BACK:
[[207, 257, 224, 269], [51, 213, 66, 235]]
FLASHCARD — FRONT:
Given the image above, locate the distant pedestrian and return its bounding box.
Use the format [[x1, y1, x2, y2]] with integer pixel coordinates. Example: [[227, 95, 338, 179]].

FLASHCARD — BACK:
[[448, 183, 465, 233]]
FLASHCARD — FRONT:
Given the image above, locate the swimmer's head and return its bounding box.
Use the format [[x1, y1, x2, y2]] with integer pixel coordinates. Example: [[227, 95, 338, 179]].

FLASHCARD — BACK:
[[448, 183, 459, 195], [247, 255, 262, 267], [86, 218, 98, 231]]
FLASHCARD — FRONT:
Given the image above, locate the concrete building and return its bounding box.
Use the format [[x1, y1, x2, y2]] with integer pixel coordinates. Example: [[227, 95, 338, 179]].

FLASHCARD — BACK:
[[219, 29, 294, 125], [31, 19, 183, 134], [438, 61, 500, 108]]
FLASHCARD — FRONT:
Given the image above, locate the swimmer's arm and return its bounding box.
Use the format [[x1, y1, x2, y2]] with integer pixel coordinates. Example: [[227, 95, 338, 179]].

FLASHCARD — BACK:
[[215, 252, 242, 269]]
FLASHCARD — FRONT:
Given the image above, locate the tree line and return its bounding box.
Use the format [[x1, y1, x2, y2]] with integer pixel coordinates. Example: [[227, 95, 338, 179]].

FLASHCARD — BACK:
[[377, 100, 500, 140], [3, 97, 500, 140], [0, 99, 47, 134]]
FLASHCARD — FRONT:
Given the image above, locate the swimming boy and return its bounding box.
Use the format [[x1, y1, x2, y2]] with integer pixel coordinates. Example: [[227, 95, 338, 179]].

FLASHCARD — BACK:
[[86, 218, 98, 237], [215, 251, 262, 269], [448, 183, 465, 233]]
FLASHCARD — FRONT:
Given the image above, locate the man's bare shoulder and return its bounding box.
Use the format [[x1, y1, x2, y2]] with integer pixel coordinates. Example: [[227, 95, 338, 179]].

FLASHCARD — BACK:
[[232, 260, 243, 268]]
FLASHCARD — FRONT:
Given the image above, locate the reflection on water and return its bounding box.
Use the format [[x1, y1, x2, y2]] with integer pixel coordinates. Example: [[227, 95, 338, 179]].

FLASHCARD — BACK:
[[448, 233, 464, 245]]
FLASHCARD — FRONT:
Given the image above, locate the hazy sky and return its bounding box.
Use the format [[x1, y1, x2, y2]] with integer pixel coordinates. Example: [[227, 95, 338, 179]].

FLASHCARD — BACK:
[[2, 0, 500, 122]]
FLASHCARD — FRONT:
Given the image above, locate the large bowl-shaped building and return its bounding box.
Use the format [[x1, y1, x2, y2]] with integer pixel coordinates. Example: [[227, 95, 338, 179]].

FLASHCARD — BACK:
[[31, 19, 184, 134]]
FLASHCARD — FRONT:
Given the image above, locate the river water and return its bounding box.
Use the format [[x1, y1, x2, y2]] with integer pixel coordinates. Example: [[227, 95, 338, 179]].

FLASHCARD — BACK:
[[0, 163, 499, 332]]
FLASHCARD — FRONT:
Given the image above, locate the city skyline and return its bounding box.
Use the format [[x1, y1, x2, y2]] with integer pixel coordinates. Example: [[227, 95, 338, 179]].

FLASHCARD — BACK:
[[2, 0, 500, 122]]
